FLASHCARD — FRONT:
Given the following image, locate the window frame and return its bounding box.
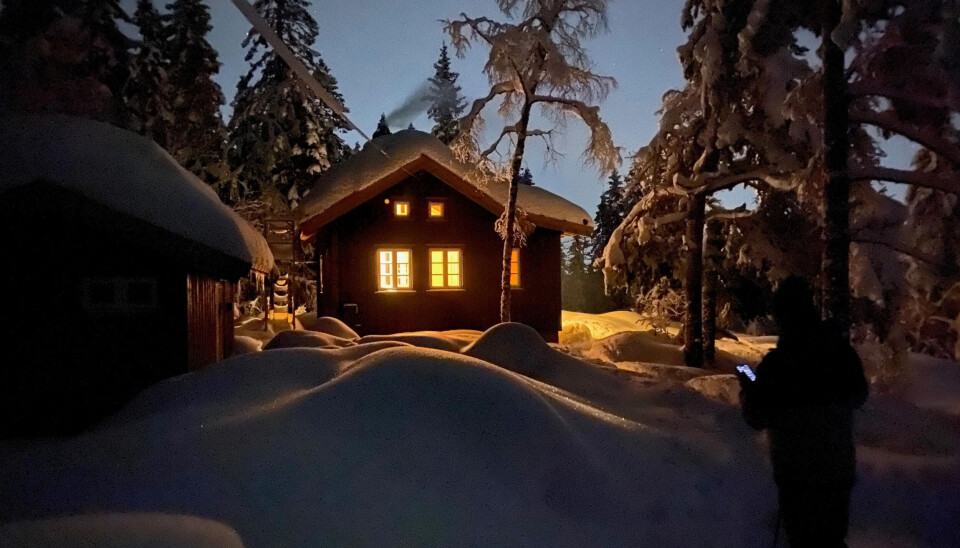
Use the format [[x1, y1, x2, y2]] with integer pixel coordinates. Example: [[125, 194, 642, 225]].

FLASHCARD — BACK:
[[376, 248, 414, 292], [428, 247, 464, 289], [392, 200, 411, 218], [427, 200, 446, 220], [82, 276, 159, 315]]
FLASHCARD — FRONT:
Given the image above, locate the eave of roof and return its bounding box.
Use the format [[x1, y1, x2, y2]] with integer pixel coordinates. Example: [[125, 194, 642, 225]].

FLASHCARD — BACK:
[[297, 131, 595, 240]]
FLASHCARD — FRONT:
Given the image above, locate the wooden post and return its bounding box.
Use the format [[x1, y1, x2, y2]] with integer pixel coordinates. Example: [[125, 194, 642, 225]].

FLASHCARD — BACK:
[[684, 194, 706, 368]]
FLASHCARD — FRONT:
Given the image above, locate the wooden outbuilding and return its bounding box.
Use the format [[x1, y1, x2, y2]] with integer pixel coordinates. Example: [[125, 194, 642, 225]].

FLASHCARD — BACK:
[[0, 115, 274, 436], [297, 130, 594, 342]]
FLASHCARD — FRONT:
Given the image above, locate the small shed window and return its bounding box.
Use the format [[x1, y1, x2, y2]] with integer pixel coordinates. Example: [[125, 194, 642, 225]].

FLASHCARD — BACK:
[[510, 248, 521, 287], [394, 201, 410, 217], [378, 249, 412, 290], [429, 201, 444, 218], [82, 277, 158, 314], [430, 248, 462, 288]]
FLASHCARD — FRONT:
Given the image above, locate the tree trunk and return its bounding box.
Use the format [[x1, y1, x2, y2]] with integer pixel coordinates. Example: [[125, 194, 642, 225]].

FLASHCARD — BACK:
[[821, 0, 852, 338], [500, 101, 533, 322], [702, 218, 722, 364], [684, 194, 706, 368]]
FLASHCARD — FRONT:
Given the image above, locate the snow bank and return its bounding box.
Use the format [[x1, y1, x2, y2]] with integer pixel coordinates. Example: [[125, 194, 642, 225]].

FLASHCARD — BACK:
[[684, 375, 742, 406], [358, 332, 465, 352], [0, 114, 273, 274], [297, 129, 594, 236], [301, 315, 360, 340], [0, 341, 776, 548], [263, 329, 357, 350], [231, 336, 263, 356], [2, 323, 957, 547], [899, 353, 960, 415], [562, 310, 774, 370], [0, 514, 244, 548]]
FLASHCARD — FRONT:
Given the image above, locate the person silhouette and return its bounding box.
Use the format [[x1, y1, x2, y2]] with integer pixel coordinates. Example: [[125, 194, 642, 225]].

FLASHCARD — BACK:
[[739, 276, 868, 548]]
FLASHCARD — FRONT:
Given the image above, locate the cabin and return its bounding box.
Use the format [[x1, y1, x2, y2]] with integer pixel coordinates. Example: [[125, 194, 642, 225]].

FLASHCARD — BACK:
[[0, 114, 274, 436], [297, 130, 594, 342]]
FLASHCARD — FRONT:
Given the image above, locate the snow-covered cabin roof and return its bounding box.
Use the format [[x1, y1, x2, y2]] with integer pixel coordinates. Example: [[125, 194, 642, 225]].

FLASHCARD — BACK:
[[0, 114, 274, 274], [297, 130, 595, 238]]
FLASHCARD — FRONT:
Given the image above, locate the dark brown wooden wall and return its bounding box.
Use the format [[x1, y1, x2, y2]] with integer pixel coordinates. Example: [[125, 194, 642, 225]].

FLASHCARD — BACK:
[[317, 171, 563, 341], [0, 184, 240, 436]]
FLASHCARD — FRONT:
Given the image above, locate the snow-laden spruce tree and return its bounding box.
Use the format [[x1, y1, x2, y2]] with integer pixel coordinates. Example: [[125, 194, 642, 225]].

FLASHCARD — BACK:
[[228, 0, 350, 211], [445, 0, 620, 322], [590, 169, 624, 263], [427, 43, 467, 145], [734, 0, 960, 337], [0, 0, 130, 123], [373, 113, 391, 138], [600, 0, 816, 365], [163, 0, 231, 188], [124, 0, 171, 144]]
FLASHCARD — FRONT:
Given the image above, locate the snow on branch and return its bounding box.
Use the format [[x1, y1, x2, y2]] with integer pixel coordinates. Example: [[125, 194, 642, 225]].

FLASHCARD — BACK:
[[460, 81, 521, 132], [672, 168, 794, 196], [850, 108, 960, 167], [848, 81, 956, 111], [480, 126, 554, 159], [849, 165, 960, 195], [530, 94, 619, 172], [852, 236, 945, 269]]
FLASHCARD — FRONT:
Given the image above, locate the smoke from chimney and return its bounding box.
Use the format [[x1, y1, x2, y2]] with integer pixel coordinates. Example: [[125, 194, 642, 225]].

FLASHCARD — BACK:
[[384, 81, 432, 128]]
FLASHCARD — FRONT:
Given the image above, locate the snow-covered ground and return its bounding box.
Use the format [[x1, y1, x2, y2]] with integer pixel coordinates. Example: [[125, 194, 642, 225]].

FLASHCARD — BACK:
[[1, 316, 957, 547]]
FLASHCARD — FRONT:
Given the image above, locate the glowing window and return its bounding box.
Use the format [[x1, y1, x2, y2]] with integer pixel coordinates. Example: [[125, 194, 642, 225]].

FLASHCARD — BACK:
[[510, 248, 521, 287], [394, 201, 409, 216], [429, 202, 444, 218], [378, 249, 412, 290], [430, 248, 462, 288]]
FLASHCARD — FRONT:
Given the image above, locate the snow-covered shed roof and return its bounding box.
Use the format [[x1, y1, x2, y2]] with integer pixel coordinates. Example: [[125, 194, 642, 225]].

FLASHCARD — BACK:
[[297, 130, 595, 238], [0, 114, 274, 275]]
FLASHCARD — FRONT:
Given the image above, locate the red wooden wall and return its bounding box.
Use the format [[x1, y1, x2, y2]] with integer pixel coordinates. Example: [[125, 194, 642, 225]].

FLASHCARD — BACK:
[[316, 171, 563, 341]]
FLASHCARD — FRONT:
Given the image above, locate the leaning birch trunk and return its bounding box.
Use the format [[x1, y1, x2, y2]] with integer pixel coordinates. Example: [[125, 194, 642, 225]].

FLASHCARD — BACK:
[[702, 218, 722, 364], [500, 102, 533, 322], [684, 194, 706, 368], [821, 0, 852, 338]]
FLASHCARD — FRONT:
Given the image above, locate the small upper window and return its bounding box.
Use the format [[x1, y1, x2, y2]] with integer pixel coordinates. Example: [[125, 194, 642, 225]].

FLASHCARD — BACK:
[[429, 201, 444, 218], [510, 248, 521, 287], [430, 248, 462, 288], [394, 201, 410, 217]]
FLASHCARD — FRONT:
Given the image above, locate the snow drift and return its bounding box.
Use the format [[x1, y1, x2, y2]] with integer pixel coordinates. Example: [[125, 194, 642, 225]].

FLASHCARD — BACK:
[[2, 322, 957, 547], [0, 335, 773, 547]]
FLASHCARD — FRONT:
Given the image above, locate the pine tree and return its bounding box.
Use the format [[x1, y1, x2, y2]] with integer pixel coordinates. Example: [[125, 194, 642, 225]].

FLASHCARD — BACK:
[[517, 167, 534, 186], [590, 169, 624, 262], [164, 0, 230, 188], [124, 0, 171, 143], [228, 0, 349, 210], [0, 0, 130, 123], [426, 43, 466, 145], [373, 113, 391, 138], [562, 236, 590, 312]]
